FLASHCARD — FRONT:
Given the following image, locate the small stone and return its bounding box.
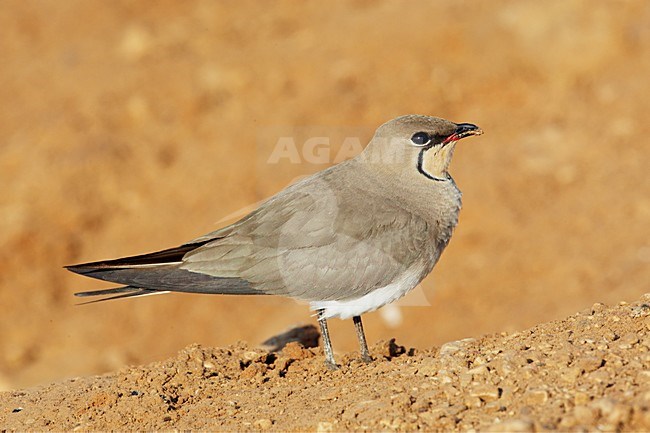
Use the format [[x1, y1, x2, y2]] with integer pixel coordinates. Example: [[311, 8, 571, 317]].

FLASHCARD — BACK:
[[319, 390, 339, 401], [473, 356, 488, 366], [379, 418, 403, 430], [560, 366, 582, 382], [390, 392, 412, 410], [410, 397, 430, 413], [441, 384, 460, 399], [240, 363, 267, 380], [636, 370, 650, 384], [459, 371, 473, 387], [574, 391, 590, 405], [591, 302, 607, 314], [316, 421, 333, 432], [436, 369, 454, 384], [242, 351, 262, 362], [558, 415, 577, 428], [574, 406, 598, 425], [445, 404, 466, 417], [417, 358, 438, 377], [630, 304, 650, 318], [573, 355, 603, 373], [524, 388, 549, 405], [439, 341, 462, 356], [489, 354, 519, 376], [281, 341, 311, 360], [254, 419, 273, 430], [618, 332, 639, 349], [591, 398, 615, 415], [640, 337, 650, 348], [418, 411, 443, 425], [487, 419, 534, 432], [607, 405, 630, 425], [467, 364, 489, 377], [464, 395, 483, 408], [643, 316, 650, 331], [470, 384, 500, 402], [590, 398, 630, 425], [588, 369, 613, 384]]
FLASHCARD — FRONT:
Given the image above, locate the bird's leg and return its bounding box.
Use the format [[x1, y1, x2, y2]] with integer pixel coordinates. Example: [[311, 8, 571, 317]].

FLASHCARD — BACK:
[[353, 315, 372, 363], [317, 309, 339, 370]]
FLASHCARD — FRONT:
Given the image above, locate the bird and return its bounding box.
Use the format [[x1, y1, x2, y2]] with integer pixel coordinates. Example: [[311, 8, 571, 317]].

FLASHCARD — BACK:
[[66, 115, 483, 369]]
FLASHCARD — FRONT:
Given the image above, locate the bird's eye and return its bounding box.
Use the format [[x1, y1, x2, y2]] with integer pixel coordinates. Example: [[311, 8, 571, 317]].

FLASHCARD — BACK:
[[410, 132, 431, 146]]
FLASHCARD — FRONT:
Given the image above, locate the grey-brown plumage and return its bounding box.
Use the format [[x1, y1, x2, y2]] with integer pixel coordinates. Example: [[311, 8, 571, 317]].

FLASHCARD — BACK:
[[67, 115, 482, 368]]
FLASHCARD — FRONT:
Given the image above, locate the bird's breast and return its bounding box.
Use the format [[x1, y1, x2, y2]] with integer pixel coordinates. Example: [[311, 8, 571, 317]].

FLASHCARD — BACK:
[[417, 179, 463, 258]]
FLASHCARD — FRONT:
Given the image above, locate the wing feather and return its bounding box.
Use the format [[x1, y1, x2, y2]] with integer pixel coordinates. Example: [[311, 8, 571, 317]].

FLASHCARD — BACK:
[[181, 162, 433, 301]]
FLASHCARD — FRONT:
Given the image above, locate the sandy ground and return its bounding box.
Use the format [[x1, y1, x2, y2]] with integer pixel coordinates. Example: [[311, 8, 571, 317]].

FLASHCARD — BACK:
[[3, 297, 650, 431], [0, 0, 649, 431]]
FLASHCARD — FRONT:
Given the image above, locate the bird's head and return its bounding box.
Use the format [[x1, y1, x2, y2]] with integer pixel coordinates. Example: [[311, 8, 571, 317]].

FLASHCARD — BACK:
[[360, 115, 483, 181]]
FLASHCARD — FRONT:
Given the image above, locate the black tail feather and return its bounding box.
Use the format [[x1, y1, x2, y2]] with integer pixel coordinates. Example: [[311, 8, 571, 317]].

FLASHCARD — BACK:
[[66, 240, 262, 298], [65, 240, 213, 274], [75, 285, 149, 297]]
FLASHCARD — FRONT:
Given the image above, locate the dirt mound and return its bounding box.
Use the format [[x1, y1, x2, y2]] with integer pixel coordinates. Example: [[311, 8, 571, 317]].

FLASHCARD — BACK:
[[3, 296, 650, 431]]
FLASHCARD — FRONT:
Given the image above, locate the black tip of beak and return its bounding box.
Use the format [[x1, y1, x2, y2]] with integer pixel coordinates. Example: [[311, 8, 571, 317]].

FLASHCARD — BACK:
[[455, 123, 480, 135], [443, 123, 483, 144]]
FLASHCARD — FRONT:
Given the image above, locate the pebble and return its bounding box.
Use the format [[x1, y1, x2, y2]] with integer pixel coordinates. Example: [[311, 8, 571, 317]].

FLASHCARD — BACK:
[[254, 419, 273, 430], [489, 356, 518, 376], [617, 332, 639, 349], [644, 316, 650, 330], [588, 369, 613, 384], [465, 395, 483, 408], [574, 406, 598, 425], [316, 421, 333, 432], [573, 355, 603, 372], [592, 398, 631, 424], [417, 358, 439, 377], [630, 304, 650, 318], [439, 342, 462, 357], [467, 364, 489, 377], [591, 303, 607, 314], [318, 390, 339, 401], [470, 384, 501, 402], [241, 351, 262, 362], [559, 366, 582, 382], [487, 418, 534, 432], [440, 338, 475, 356], [574, 391, 591, 405], [524, 388, 549, 405], [635, 370, 650, 384], [437, 370, 454, 384]]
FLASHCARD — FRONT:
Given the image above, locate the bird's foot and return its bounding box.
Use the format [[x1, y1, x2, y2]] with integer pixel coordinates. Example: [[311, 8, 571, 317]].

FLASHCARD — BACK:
[[325, 360, 340, 371], [360, 353, 373, 364]]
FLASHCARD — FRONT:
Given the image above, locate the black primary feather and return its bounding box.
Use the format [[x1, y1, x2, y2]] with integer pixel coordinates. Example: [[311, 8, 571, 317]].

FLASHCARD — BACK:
[[67, 240, 260, 300]]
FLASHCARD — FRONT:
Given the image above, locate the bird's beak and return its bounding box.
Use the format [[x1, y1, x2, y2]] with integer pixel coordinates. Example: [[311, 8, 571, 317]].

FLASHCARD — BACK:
[[442, 123, 483, 144]]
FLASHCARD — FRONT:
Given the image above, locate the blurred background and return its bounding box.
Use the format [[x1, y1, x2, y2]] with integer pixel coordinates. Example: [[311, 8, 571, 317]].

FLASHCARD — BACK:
[[1, 0, 649, 389]]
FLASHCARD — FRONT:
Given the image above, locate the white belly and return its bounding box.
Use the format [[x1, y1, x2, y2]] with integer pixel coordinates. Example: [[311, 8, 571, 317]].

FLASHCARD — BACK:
[[310, 263, 425, 320]]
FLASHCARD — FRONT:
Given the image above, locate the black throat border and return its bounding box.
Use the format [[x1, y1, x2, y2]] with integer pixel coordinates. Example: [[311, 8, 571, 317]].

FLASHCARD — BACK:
[[417, 148, 447, 182]]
